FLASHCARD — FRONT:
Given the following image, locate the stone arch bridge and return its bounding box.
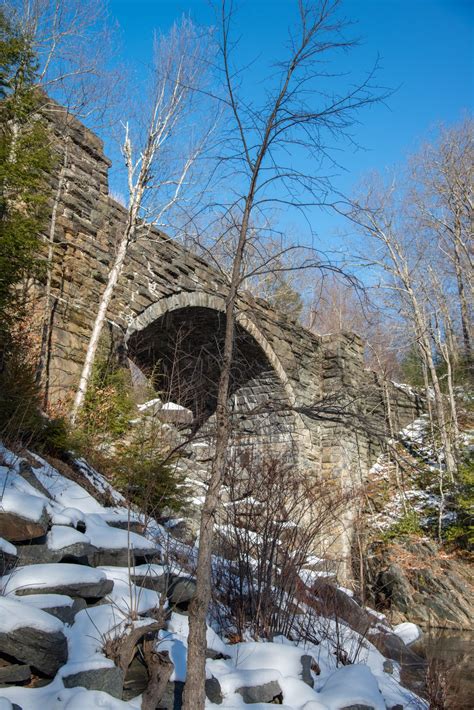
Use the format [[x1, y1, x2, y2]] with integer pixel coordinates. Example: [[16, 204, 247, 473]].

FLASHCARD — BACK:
[[41, 106, 422, 520]]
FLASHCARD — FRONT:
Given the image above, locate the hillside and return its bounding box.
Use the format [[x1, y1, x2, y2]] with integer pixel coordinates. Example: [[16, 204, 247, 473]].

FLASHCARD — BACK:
[[0, 437, 428, 710]]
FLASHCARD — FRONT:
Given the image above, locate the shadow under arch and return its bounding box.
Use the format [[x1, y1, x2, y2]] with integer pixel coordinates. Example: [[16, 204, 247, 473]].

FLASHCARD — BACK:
[[125, 291, 297, 409]]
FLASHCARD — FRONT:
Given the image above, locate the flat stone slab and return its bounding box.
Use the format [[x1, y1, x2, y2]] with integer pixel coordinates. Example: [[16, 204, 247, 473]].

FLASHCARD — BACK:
[[16, 541, 95, 566], [1, 563, 113, 599], [0, 596, 67, 676], [91, 547, 160, 567]]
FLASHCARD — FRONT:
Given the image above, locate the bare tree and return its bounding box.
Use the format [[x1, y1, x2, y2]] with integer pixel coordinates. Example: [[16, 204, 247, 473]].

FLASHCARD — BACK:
[[70, 17, 212, 423], [410, 118, 473, 371], [346, 180, 458, 485], [182, 1, 384, 706], [343, 119, 473, 487], [5, 0, 115, 120]]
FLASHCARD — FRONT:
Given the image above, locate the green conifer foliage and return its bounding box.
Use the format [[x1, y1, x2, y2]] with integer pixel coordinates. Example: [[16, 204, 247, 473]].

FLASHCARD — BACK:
[[0, 7, 51, 332], [0, 8, 52, 441]]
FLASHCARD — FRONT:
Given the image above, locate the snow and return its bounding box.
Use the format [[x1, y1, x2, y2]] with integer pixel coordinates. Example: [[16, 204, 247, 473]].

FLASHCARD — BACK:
[[16, 593, 75, 609], [162, 402, 189, 411], [61, 689, 140, 709], [0, 489, 46, 522], [100, 563, 167, 578], [0, 595, 64, 634], [394, 621, 421, 646], [0, 442, 428, 710], [50, 506, 85, 527], [99, 566, 162, 615], [47, 525, 90, 550], [0, 681, 142, 710], [0, 536, 16, 556], [84, 514, 155, 551], [31, 454, 108, 514], [228, 640, 304, 677], [137, 398, 162, 412], [159, 612, 228, 681], [318, 664, 385, 710], [1, 562, 107, 595], [74, 458, 126, 505], [62, 604, 126, 675], [0, 464, 48, 522]]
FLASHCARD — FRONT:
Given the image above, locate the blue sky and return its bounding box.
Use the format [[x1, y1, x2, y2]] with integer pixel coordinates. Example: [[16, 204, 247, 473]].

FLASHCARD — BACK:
[[107, 0, 473, 249]]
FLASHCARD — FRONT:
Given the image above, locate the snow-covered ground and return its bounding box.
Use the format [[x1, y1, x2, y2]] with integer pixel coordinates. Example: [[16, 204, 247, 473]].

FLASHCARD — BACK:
[[0, 442, 427, 709]]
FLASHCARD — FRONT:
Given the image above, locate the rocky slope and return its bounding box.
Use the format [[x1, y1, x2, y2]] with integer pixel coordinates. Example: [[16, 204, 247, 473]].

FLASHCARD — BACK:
[[365, 538, 473, 630], [363, 415, 474, 632], [0, 440, 428, 709]]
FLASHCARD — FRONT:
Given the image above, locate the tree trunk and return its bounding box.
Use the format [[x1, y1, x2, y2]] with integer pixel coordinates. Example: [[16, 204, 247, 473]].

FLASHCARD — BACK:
[[70, 221, 134, 424], [183, 200, 252, 710], [453, 240, 472, 369], [181, 307, 234, 710], [141, 647, 174, 710], [418, 329, 456, 481]]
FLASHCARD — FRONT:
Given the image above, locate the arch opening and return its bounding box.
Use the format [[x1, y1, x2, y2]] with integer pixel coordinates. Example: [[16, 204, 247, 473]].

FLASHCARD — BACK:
[[127, 305, 297, 453]]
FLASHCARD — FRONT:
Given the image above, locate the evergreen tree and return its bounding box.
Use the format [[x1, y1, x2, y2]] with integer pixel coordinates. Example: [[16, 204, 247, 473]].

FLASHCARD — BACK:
[[0, 7, 51, 333], [0, 8, 52, 439]]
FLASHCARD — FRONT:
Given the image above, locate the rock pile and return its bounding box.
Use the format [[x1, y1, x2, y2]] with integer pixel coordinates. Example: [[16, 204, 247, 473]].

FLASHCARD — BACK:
[[0, 443, 426, 709]]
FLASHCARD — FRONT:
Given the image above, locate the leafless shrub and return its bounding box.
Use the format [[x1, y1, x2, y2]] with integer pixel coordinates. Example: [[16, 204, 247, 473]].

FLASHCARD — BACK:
[[212, 448, 351, 640]]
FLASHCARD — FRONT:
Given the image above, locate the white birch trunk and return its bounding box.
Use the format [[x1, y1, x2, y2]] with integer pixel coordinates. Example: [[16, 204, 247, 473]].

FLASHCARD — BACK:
[[69, 228, 132, 424]]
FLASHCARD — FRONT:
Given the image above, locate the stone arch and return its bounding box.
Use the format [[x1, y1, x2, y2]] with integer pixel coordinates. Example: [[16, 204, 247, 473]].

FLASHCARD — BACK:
[[125, 291, 297, 406], [125, 291, 311, 461]]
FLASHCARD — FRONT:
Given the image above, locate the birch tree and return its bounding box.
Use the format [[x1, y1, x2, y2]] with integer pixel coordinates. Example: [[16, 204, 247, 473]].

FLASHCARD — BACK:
[[183, 2, 383, 706], [347, 181, 458, 480], [410, 118, 473, 371], [70, 17, 211, 423]]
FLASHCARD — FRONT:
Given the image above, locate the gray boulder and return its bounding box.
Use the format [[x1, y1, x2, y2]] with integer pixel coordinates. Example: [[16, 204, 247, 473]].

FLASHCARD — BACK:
[[301, 654, 314, 687], [205, 677, 222, 704], [0, 626, 67, 676], [63, 666, 124, 698], [16, 541, 95, 566], [92, 547, 160, 567], [236, 679, 282, 703], [0, 663, 31, 686], [131, 570, 168, 594], [167, 576, 197, 608], [39, 597, 86, 625]]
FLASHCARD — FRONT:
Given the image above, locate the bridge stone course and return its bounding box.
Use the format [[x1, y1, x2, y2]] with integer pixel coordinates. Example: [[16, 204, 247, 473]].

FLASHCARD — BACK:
[[39, 105, 423, 564]]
